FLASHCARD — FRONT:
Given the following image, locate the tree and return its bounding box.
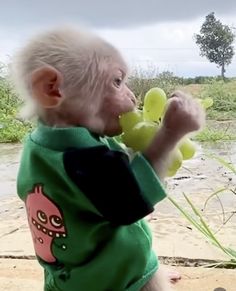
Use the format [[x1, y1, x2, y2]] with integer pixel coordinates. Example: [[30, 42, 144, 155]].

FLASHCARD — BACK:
[[195, 12, 235, 79]]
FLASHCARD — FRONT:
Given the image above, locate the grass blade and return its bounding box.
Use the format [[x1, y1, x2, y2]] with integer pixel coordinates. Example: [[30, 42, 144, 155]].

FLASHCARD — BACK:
[[206, 154, 236, 174], [203, 188, 228, 210], [169, 194, 236, 260]]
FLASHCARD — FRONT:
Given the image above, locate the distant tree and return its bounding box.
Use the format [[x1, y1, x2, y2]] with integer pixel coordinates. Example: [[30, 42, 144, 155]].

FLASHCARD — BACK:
[[195, 12, 235, 79]]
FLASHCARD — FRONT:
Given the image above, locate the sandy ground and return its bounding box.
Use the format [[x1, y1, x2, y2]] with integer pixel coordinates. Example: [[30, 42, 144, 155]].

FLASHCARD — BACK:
[[1, 195, 236, 291], [0, 140, 236, 290], [1, 258, 236, 291]]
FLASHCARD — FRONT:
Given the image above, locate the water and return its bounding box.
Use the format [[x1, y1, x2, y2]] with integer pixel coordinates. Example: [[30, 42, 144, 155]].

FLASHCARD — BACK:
[[0, 143, 22, 197], [0, 141, 235, 204]]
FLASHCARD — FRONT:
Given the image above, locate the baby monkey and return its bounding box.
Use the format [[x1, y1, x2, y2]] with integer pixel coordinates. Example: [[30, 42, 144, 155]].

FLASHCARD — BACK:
[[12, 26, 204, 291]]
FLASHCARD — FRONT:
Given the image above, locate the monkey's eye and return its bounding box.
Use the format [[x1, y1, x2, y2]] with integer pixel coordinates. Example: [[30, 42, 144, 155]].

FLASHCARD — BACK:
[[114, 77, 123, 88]]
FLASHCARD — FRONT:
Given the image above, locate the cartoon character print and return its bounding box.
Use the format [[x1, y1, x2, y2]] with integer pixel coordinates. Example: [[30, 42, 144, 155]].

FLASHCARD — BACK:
[[26, 185, 67, 263]]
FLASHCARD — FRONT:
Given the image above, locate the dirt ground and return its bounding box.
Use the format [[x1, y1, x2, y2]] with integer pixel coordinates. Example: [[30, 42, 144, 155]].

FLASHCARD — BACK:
[[0, 195, 235, 291], [0, 258, 236, 291]]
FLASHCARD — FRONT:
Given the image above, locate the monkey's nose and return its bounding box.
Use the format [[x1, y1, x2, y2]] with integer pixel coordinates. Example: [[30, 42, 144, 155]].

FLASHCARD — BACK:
[[131, 97, 136, 105], [130, 94, 137, 105]]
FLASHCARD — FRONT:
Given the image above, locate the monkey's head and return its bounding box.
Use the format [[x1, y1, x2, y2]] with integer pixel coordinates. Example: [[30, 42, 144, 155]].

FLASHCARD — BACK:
[[11, 26, 136, 136]]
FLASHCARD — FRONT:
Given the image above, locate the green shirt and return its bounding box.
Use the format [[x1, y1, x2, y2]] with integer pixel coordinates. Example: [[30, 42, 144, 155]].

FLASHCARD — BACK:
[[17, 122, 166, 291]]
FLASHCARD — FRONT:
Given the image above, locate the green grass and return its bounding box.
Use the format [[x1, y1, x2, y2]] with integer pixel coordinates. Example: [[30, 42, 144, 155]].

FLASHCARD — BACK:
[[180, 80, 236, 121], [168, 155, 236, 268], [194, 118, 236, 142], [206, 110, 236, 120], [169, 193, 236, 268], [195, 126, 236, 142]]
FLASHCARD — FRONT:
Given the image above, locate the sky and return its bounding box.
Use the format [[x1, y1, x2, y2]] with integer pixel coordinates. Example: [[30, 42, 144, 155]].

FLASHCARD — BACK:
[[0, 0, 236, 77]]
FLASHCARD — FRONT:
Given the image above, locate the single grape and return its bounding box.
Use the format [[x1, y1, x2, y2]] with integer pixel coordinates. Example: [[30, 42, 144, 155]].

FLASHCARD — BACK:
[[121, 121, 158, 152], [167, 168, 178, 177], [201, 97, 214, 109], [143, 87, 167, 122], [119, 110, 143, 132], [179, 138, 196, 160], [167, 149, 183, 177], [196, 97, 213, 109]]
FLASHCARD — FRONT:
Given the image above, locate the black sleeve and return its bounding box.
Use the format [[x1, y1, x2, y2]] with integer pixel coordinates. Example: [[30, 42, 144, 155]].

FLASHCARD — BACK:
[[63, 146, 154, 225]]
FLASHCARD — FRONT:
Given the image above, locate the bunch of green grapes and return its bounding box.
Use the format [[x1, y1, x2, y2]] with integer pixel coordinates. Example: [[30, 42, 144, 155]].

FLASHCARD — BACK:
[[119, 87, 213, 177]]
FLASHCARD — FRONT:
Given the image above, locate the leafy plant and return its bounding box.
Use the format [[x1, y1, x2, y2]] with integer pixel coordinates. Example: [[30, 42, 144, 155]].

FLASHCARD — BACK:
[[195, 12, 235, 79], [0, 64, 33, 142]]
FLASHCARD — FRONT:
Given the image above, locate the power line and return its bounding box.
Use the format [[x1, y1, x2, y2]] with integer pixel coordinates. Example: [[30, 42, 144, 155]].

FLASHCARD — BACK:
[[120, 47, 196, 50], [130, 59, 236, 63]]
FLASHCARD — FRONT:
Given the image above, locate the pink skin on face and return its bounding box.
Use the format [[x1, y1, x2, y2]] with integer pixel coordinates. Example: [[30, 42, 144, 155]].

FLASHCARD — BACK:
[[100, 69, 137, 136]]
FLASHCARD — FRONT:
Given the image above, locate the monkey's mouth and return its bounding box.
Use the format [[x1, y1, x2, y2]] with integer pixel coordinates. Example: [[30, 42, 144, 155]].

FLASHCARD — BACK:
[[31, 218, 66, 238]]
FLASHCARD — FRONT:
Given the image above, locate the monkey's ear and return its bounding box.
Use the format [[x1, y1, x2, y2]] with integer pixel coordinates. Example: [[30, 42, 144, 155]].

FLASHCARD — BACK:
[[30, 66, 63, 108]]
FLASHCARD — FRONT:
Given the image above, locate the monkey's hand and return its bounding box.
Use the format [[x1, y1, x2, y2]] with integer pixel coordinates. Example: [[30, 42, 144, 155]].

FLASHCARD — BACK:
[[162, 90, 205, 140], [144, 91, 205, 179]]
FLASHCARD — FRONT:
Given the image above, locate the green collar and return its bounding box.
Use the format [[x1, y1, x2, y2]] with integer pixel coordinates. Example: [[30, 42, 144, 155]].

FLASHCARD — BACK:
[[30, 121, 103, 151]]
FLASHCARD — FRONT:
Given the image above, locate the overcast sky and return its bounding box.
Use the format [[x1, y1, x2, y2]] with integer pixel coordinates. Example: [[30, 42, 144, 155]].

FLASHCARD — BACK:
[[0, 0, 236, 77]]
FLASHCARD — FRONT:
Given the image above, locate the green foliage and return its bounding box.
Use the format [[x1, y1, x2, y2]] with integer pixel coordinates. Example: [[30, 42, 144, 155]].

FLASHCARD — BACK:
[[0, 78, 20, 115], [195, 127, 236, 142], [0, 114, 32, 143], [195, 12, 235, 78], [128, 66, 236, 122], [206, 109, 236, 120], [0, 66, 32, 142], [128, 68, 179, 104], [200, 80, 236, 120], [177, 79, 236, 120], [181, 75, 232, 85]]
